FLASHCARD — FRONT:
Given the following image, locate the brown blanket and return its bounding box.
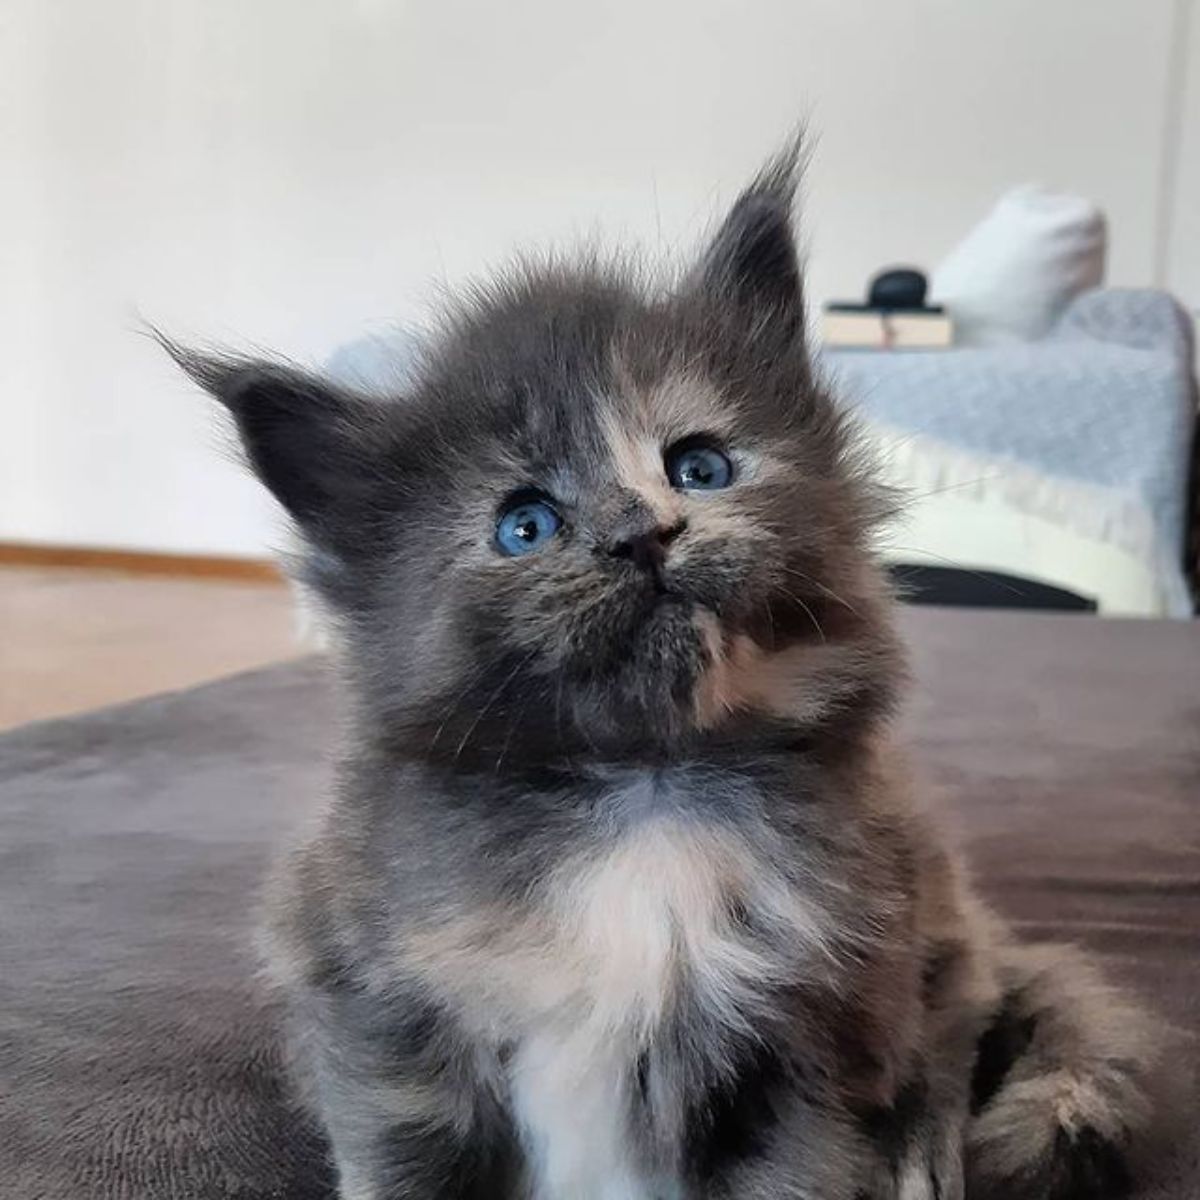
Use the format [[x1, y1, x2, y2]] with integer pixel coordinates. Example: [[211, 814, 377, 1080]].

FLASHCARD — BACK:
[[1, 609, 1196, 1198]]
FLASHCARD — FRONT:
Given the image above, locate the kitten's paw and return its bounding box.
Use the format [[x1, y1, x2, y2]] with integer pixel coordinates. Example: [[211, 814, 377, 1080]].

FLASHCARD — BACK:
[[857, 1119, 964, 1200], [966, 1075, 1133, 1200], [896, 1126, 964, 1200]]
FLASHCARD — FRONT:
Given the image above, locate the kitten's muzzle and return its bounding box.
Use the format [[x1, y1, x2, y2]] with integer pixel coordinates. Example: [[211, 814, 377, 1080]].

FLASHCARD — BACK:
[[607, 518, 687, 592], [607, 518, 686, 567]]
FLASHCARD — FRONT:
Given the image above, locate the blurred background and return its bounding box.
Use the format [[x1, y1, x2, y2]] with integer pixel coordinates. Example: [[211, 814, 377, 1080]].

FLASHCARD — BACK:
[[2, 0, 1198, 725]]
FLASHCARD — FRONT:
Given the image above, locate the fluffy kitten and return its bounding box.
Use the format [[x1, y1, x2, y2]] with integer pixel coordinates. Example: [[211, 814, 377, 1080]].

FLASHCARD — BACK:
[[171, 147, 1160, 1199]]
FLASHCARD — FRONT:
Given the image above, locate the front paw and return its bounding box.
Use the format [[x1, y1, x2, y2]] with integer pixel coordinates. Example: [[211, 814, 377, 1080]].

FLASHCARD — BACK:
[[856, 1120, 964, 1200], [895, 1128, 964, 1200]]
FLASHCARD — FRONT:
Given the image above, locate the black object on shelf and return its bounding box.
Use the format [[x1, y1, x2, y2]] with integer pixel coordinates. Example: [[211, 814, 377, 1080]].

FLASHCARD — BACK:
[[822, 266, 952, 348], [890, 564, 1097, 612], [826, 266, 945, 315], [869, 268, 929, 310]]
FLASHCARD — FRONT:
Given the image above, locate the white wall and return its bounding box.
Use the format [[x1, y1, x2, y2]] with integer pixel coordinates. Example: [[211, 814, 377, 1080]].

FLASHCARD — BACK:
[[1166, 0, 1200, 309], [0, 0, 1185, 557]]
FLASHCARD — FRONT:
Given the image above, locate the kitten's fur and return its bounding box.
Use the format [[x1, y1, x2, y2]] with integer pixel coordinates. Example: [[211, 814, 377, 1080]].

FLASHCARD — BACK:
[[172, 146, 1161, 1199]]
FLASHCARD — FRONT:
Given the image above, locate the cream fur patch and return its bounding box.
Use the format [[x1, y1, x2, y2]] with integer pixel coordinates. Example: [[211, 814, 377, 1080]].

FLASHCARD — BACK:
[[598, 369, 781, 525], [598, 404, 686, 531], [511, 811, 823, 1199], [692, 610, 865, 730], [400, 797, 830, 1199]]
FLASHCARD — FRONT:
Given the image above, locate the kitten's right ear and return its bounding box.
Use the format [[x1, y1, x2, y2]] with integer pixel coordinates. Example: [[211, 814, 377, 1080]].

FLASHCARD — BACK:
[[159, 335, 386, 537], [689, 134, 808, 348]]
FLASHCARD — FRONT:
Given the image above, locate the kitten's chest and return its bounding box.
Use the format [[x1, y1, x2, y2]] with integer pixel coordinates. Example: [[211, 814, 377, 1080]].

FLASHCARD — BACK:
[[505, 817, 759, 1199], [405, 779, 829, 1199], [412, 774, 820, 1026], [534, 815, 771, 1027], [463, 806, 824, 1199]]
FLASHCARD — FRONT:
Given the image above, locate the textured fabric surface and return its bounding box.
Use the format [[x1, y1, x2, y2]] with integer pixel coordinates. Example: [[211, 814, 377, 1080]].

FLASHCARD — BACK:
[[825, 289, 1198, 615], [2, 611, 1197, 1198], [868, 421, 1183, 616]]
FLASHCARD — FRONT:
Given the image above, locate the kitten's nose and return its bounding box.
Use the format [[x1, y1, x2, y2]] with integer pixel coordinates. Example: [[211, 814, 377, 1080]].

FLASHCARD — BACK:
[[608, 519, 687, 573]]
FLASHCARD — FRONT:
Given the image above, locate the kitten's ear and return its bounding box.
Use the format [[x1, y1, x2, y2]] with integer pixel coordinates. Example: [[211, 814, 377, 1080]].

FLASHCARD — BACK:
[[693, 138, 806, 342], [160, 336, 387, 538]]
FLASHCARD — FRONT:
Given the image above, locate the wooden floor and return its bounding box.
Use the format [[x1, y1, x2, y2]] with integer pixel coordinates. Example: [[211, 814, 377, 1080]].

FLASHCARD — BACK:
[[0, 564, 303, 730]]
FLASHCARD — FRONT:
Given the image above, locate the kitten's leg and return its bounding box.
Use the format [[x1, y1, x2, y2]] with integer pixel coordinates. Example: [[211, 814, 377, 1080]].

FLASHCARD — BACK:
[[706, 1102, 890, 1200], [881, 934, 1006, 1200], [675, 1039, 942, 1200], [331, 1118, 513, 1200], [292, 984, 522, 1200], [703, 1091, 964, 1200], [855, 1076, 968, 1200], [964, 943, 1162, 1200]]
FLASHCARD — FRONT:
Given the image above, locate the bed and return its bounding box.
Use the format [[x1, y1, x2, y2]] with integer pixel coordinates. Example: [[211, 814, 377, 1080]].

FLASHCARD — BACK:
[[1, 609, 1196, 1197], [826, 288, 1199, 618]]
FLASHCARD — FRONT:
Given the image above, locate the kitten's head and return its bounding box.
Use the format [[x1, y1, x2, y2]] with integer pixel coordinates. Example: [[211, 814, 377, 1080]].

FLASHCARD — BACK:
[[171, 147, 901, 763]]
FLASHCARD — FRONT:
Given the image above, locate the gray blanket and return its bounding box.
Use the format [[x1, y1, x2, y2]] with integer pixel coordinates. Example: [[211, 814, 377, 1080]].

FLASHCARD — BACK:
[[2, 610, 1197, 1198], [825, 289, 1197, 613], [827, 289, 1197, 552]]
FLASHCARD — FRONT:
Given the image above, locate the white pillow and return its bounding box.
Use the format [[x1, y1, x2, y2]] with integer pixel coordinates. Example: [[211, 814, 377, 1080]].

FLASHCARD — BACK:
[[931, 185, 1106, 346]]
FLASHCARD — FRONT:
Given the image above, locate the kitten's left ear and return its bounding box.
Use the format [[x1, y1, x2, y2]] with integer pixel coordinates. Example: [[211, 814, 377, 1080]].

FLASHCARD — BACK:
[[156, 332, 391, 553], [693, 138, 806, 343]]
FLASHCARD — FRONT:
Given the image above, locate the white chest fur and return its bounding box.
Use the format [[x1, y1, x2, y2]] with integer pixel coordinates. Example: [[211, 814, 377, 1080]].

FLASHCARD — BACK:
[[499, 808, 826, 1200], [402, 783, 830, 1200]]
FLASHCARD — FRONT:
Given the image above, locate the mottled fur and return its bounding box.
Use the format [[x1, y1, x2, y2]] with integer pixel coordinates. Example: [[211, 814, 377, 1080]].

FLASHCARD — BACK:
[[171, 144, 1162, 1198]]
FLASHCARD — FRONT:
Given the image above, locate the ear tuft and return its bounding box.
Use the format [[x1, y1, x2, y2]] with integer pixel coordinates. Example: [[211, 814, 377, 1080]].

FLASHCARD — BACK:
[[156, 329, 385, 535], [698, 133, 808, 340]]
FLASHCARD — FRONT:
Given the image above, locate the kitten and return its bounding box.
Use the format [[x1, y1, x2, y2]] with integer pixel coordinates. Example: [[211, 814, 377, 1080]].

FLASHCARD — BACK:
[[170, 145, 1161, 1199]]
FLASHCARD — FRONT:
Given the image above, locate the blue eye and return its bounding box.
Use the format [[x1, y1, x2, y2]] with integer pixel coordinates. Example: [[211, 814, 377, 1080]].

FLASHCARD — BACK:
[[666, 442, 734, 491], [495, 495, 563, 556]]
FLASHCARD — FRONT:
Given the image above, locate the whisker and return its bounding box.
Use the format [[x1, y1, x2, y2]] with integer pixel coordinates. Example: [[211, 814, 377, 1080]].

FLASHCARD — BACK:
[[553, 662, 569, 758], [774, 584, 827, 644], [494, 681, 538, 776], [452, 648, 542, 764], [878, 474, 1003, 520], [886, 545, 1029, 599], [428, 661, 490, 751], [777, 565, 861, 618]]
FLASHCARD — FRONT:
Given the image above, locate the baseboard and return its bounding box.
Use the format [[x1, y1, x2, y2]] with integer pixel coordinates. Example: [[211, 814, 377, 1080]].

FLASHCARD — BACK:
[[0, 542, 283, 583]]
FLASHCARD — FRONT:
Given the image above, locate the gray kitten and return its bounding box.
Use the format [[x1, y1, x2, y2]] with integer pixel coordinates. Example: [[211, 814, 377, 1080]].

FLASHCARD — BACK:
[[172, 146, 1161, 1199]]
